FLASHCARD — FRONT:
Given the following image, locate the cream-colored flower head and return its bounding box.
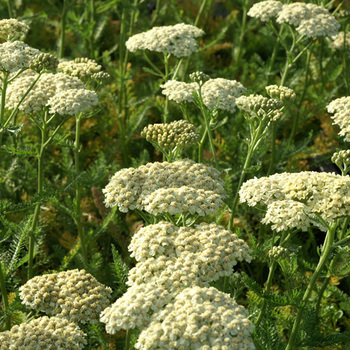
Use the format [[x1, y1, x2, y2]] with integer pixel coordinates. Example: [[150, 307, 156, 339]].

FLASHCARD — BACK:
[[141, 120, 199, 149], [277, 3, 329, 27], [268, 245, 288, 259], [6, 72, 85, 114], [248, 1, 283, 22], [296, 14, 340, 38], [160, 80, 198, 103], [0, 316, 86, 350], [47, 88, 98, 115], [330, 32, 350, 50], [103, 159, 226, 215], [126, 23, 204, 58], [276, 3, 339, 37], [0, 19, 29, 41], [100, 283, 172, 333], [0, 41, 41, 72], [236, 94, 283, 121], [135, 286, 255, 350], [58, 57, 102, 81], [240, 171, 350, 231], [201, 78, 247, 112], [266, 85, 296, 102], [19, 269, 112, 324], [327, 96, 350, 141], [128, 222, 252, 281]]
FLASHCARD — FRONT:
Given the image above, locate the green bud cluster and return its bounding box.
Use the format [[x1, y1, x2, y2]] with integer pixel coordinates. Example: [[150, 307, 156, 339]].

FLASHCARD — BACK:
[[189, 71, 210, 86], [331, 149, 350, 174], [268, 246, 288, 259], [266, 85, 296, 102], [141, 120, 200, 150], [29, 53, 59, 72]]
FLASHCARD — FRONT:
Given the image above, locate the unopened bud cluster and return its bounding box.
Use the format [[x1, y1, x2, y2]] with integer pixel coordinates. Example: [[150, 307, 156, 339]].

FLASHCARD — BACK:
[[189, 71, 210, 85], [268, 246, 288, 259], [58, 57, 102, 80], [332, 150, 350, 173], [266, 85, 296, 102], [0, 19, 29, 41], [236, 94, 284, 121], [19, 269, 112, 324], [29, 53, 59, 72], [0, 316, 86, 350], [141, 120, 199, 149]]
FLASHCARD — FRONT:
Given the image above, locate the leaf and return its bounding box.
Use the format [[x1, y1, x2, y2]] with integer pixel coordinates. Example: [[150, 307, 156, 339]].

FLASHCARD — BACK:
[[110, 244, 128, 293]]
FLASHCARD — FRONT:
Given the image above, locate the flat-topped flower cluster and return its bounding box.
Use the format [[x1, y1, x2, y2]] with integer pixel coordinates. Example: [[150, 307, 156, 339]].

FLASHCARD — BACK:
[[103, 159, 226, 216], [327, 96, 350, 141], [248, 1, 340, 37], [100, 222, 254, 349], [240, 171, 350, 231], [126, 23, 204, 58]]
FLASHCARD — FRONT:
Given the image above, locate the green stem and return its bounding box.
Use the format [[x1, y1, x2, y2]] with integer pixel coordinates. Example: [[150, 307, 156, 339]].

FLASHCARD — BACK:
[[285, 222, 337, 350], [287, 48, 312, 147], [0, 71, 9, 145], [125, 329, 131, 350], [198, 127, 207, 163], [0, 262, 10, 330], [27, 111, 48, 279], [6, 0, 14, 18], [89, 0, 96, 58], [234, 0, 249, 67], [74, 115, 88, 267], [194, 0, 209, 26], [228, 118, 266, 231], [58, 0, 68, 58]]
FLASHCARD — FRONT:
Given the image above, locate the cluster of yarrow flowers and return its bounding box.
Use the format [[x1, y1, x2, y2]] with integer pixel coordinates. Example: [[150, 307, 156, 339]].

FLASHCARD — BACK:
[[248, 1, 340, 37], [326, 96, 350, 141], [239, 171, 350, 232], [103, 159, 226, 216], [19, 269, 112, 324], [0, 316, 86, 350], [161, 76, 246, 113], [125, 23, 204, 58], [101, 147, 255, 347]]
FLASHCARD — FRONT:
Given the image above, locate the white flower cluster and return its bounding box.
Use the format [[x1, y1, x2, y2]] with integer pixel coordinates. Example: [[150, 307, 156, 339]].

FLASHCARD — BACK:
[[0, 41, 41, 72], [19, 269, 112, 324], [330, 31, 350, 50], [103, 159, 226, 216], [144, 186, 224, 216], [100, 282, 172, 332], [0, 316, 86, 350], [58, 57, 102, 80], [135, 286, 255, 350], [126, 23, 204, 58], [6, 71, 85, 114], [0, 18, 29, 41], [161, 77, 246, 113], [326, 96, 350, 141], [248, 1, 283, 22], [160, 80, 198, 103], [128, 222, 252, 286], [266, 85, 296, 102], [248, 1, 340, 37], [240, 171, 350, 231], [100, 222, 253, 344], [141, 120, 199, 149], [48, 88, 98, 115], [236, 94, 283, 121], [201, 78, 247, 112]]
